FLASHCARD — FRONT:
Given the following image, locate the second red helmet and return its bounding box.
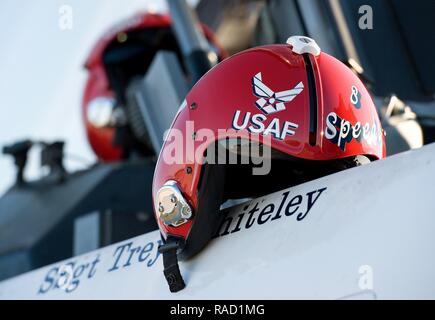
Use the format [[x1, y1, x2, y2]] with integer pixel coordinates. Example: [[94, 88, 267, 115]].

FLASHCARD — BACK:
[[82, 12, 226, 162]]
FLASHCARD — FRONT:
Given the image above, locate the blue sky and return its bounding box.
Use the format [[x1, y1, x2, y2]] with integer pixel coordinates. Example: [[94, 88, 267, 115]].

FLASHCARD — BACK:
[[0, 0, 197, 195]]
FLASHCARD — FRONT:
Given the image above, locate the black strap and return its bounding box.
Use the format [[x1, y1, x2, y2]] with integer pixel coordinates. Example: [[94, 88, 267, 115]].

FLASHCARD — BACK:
[[158, 240, 186, 293]]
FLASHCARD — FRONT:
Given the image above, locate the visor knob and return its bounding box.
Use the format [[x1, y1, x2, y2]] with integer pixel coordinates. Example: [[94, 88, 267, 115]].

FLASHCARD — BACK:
[[286, 36, 321, 56]]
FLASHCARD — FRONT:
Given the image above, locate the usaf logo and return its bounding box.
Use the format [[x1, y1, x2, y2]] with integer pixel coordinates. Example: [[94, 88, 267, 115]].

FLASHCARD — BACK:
[[252, 72, 304, 114], [232, 73, 303, 140]]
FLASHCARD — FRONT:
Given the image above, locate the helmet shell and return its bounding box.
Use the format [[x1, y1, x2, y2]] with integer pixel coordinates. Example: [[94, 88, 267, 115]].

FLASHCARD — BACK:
[[153, 43, 386, 254]]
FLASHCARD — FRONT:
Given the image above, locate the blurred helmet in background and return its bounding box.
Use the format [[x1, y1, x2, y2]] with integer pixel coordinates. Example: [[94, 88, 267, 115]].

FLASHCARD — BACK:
[[82, 12, 227, 161]]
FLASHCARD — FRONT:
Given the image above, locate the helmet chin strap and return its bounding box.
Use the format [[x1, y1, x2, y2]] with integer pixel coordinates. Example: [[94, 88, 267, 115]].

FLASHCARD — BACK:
[[158, 238, 186, 293]]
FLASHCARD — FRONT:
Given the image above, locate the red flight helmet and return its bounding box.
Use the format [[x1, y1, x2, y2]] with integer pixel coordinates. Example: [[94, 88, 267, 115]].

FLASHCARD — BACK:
[[82, 12, 227, 161], [153, 36, 386, 291]]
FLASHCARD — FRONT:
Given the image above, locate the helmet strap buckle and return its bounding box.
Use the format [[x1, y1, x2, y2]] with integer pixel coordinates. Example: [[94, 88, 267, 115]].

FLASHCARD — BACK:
[[158, 239, 186, 293]]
